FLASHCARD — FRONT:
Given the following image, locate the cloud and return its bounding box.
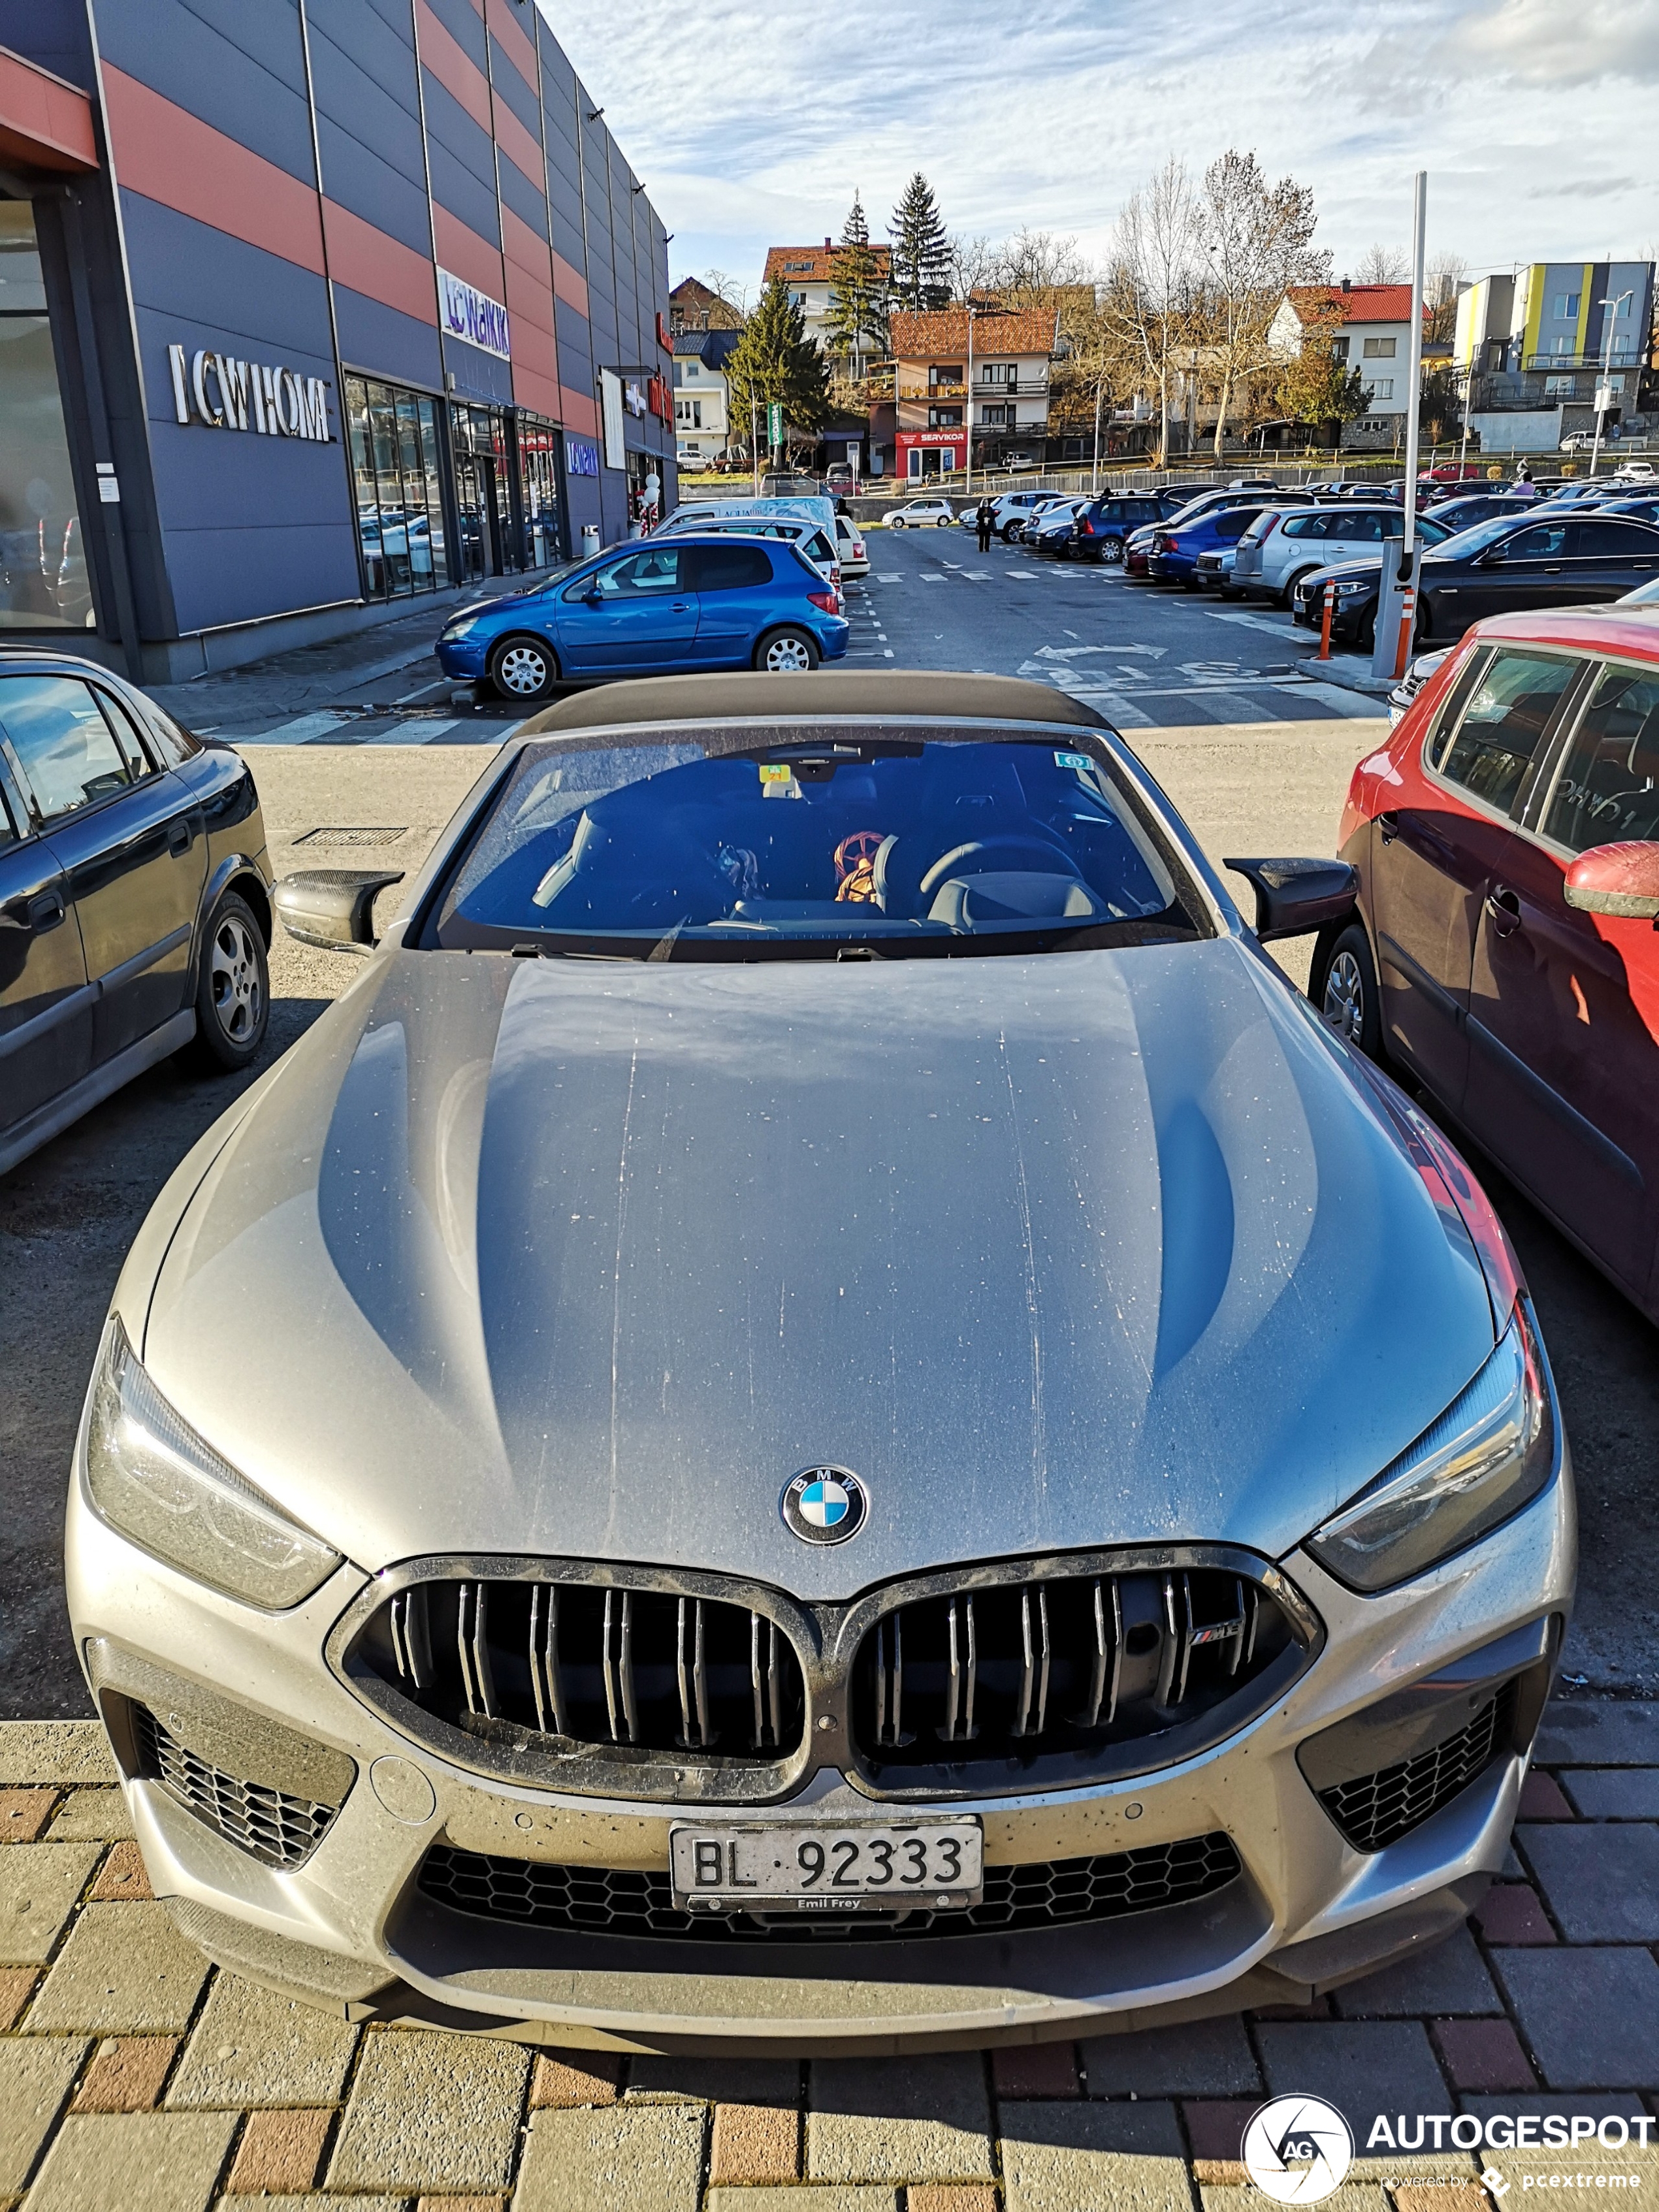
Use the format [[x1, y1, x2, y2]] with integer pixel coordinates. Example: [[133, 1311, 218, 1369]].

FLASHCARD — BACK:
[[532, 0, 1659, 293]]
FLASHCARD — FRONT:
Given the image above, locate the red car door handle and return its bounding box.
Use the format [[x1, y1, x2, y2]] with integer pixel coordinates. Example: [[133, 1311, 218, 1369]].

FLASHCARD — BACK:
[[1378, 811, 1399, 845], [1487, 885, 1522, 937]]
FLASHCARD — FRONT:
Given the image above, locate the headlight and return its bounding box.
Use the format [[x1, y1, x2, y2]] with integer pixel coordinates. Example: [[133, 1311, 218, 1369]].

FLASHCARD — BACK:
[[442, 615, 481, 640], [84, 1318, 341, 1609], [1305, 1303, 1554, 1592], [1335, 580, 1370, 596]]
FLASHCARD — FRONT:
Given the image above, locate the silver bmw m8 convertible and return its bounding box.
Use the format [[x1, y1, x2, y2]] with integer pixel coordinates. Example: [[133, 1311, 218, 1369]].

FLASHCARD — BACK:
[[67, 670, 1573, 2053]]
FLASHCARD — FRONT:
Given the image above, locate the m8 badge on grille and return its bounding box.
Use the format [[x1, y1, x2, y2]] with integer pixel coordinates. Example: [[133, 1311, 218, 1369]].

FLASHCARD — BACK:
[[781, 1465, 868, 1545]]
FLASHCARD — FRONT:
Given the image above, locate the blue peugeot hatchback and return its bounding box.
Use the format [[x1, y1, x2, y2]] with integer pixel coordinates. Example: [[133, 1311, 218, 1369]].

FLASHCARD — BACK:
[[436, 534, 850, 702]]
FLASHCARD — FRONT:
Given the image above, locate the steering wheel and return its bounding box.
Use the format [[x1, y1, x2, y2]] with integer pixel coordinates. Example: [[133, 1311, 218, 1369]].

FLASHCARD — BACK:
[[915, 835, 1076, 908]]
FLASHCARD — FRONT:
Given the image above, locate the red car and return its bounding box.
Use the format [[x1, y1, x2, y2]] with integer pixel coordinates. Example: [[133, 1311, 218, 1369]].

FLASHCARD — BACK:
[[1310, 603, 1659, 1320]]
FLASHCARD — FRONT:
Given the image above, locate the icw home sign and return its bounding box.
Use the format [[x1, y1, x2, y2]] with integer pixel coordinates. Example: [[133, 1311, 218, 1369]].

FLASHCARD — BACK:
[[166, 344, 333, 441]]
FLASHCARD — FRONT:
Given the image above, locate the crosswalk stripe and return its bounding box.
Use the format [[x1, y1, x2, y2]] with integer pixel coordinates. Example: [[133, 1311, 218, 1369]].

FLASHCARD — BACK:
[[236, 711, 351, 745], [357, 719, 464, 744]]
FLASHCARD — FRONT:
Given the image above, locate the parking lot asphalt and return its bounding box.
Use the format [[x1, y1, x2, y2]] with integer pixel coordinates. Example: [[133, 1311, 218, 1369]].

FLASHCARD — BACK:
[[854, 519, 1385, 728]]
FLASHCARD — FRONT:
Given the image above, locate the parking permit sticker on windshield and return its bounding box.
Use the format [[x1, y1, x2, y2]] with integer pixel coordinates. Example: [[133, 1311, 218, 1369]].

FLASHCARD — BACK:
[[758, 764, 801, 799], [1054, 751, 1094, 772]]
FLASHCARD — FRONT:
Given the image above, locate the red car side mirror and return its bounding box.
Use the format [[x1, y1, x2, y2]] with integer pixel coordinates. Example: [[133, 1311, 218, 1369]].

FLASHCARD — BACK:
[[1562, 841, 1659, 920]]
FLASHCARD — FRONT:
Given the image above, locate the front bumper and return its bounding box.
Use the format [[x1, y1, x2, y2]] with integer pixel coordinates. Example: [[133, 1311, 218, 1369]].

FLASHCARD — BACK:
[[436, 633, 491, 676], [66, 1434, 1573, 2053]]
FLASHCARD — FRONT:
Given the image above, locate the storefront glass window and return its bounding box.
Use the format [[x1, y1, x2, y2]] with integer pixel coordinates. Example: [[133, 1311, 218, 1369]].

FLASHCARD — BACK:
[[450, 402, 506, 583], [344, 373, 449, 601], [0, 203, 89, 630]]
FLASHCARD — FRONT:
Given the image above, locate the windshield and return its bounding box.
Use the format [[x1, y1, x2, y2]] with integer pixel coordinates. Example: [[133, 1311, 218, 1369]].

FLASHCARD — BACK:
[[1426, 515, 1522, 559], [430, 723, 1204, 961]]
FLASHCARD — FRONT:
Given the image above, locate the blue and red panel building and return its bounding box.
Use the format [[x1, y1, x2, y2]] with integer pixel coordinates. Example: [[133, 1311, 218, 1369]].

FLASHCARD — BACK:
[[0, 0, 675, 674]]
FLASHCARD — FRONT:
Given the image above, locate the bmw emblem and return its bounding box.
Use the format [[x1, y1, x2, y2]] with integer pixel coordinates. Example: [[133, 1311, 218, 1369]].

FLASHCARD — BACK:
[[781, 1465, 869, 1546]]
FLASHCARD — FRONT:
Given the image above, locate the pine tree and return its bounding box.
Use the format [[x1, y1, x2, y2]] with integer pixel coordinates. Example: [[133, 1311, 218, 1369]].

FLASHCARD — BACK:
[[725, 278, 831, 457], [888, 172, 951, 313], [824, 191, 890, 378]]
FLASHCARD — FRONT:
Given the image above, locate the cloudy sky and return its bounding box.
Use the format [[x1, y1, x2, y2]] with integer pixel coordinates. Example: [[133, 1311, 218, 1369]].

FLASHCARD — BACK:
[[540, 0, 1658, 297]]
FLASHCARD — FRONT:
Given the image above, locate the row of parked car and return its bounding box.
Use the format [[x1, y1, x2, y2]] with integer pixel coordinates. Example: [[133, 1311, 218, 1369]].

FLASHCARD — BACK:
[[970, 470, 1659, 657]]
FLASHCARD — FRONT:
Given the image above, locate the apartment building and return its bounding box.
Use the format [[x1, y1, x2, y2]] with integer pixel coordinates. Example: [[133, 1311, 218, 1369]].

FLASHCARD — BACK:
[[868, 308, 1057, 479], [762, 240, 893, 355], [671, 327, 739, 464], [1455, 262, 1656, 451]]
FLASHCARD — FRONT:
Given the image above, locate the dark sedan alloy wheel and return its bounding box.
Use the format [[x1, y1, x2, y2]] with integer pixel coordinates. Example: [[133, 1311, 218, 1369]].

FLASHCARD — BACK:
[[191, 890, 269, 1072], [1100, 538, 1124, 564], [490, 636, 558, 701], [1314, 922, 1383, 1060]]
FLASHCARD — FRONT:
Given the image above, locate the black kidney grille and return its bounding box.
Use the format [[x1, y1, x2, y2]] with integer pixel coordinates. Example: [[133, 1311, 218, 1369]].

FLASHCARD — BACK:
[[852, 1568, 1295, 1778], [359, 1581, 805, 1765], [1317, 1685, 1515, 1854], [134, 1705, 338, 1870], [417, 1830, 1242, 1943]]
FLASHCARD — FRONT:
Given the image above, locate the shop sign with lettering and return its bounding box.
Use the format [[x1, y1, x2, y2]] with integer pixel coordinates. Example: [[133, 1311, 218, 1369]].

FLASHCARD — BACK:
[[438, 267, 511, 360], [565, 434, 600, 478], [167, 345, 332, 441]]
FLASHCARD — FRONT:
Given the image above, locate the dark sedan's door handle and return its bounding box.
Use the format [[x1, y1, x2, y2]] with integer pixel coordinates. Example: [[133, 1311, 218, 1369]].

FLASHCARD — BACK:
[[1543, 564, 1562, 574], [25, 888, 65, 931], [669, 600, 692, 611], [167, 817, 193, 856], [1378, 811, 1400, 845], [1487, 884, 1522, 937]]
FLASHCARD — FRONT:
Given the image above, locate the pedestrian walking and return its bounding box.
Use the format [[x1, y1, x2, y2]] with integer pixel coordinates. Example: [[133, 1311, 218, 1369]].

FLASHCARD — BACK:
[[976, 496, 995, 553], [1513, 464, 1539, 501]]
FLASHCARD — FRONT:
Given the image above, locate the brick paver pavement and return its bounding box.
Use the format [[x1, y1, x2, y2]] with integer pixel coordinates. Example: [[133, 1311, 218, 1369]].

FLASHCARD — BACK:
[[3, 1702, 1656, 2209]]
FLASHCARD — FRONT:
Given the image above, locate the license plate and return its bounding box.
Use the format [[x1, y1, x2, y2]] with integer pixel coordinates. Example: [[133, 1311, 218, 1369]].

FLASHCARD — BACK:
[[669, 1819, 984, 1912]]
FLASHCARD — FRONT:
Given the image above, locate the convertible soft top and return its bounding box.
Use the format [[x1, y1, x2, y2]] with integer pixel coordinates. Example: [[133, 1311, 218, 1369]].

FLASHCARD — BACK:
[[516, 668, 1110, 737]]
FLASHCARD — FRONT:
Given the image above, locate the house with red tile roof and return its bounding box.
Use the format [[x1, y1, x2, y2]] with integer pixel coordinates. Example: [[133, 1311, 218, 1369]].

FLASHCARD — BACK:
[[1270, 282, 1428, 449]]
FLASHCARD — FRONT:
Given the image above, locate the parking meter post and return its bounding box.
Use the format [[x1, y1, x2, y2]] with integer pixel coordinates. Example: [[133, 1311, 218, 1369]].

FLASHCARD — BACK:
[[1319, 581, 1335, 660]]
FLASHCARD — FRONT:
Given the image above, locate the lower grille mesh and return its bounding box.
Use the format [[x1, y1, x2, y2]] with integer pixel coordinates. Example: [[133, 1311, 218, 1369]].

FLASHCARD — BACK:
[[135, 1705, 338, 1870], [1316, 1685, 1515, 1854], [417, 1831, 1243, 1942]]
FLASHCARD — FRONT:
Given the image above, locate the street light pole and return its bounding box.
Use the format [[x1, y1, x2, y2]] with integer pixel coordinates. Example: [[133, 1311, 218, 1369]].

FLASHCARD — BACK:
[[1401, 170, 1427, 568], [964, 302, 975, 496], [1589, 289, 1634, 480]]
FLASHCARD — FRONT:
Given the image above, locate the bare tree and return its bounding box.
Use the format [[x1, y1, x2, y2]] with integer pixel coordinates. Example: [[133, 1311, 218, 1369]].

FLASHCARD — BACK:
[[1425, 248, 1468, 344], [1356, 243, 1409, 285], [992, 227, 1091, 303], [946, 232, 999, 303], [701, 268, 750, 321], [1195, 148, 1329, 456], [1106, 159, 1202, 465]]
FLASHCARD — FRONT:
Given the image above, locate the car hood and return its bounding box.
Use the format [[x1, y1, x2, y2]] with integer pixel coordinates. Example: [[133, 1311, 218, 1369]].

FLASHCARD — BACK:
[[143, 942, 1494, 1599]]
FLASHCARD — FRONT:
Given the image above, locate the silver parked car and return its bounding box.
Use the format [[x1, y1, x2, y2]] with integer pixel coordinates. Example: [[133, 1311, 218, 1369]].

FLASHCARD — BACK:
[[68, 670, 1572, 2053]]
